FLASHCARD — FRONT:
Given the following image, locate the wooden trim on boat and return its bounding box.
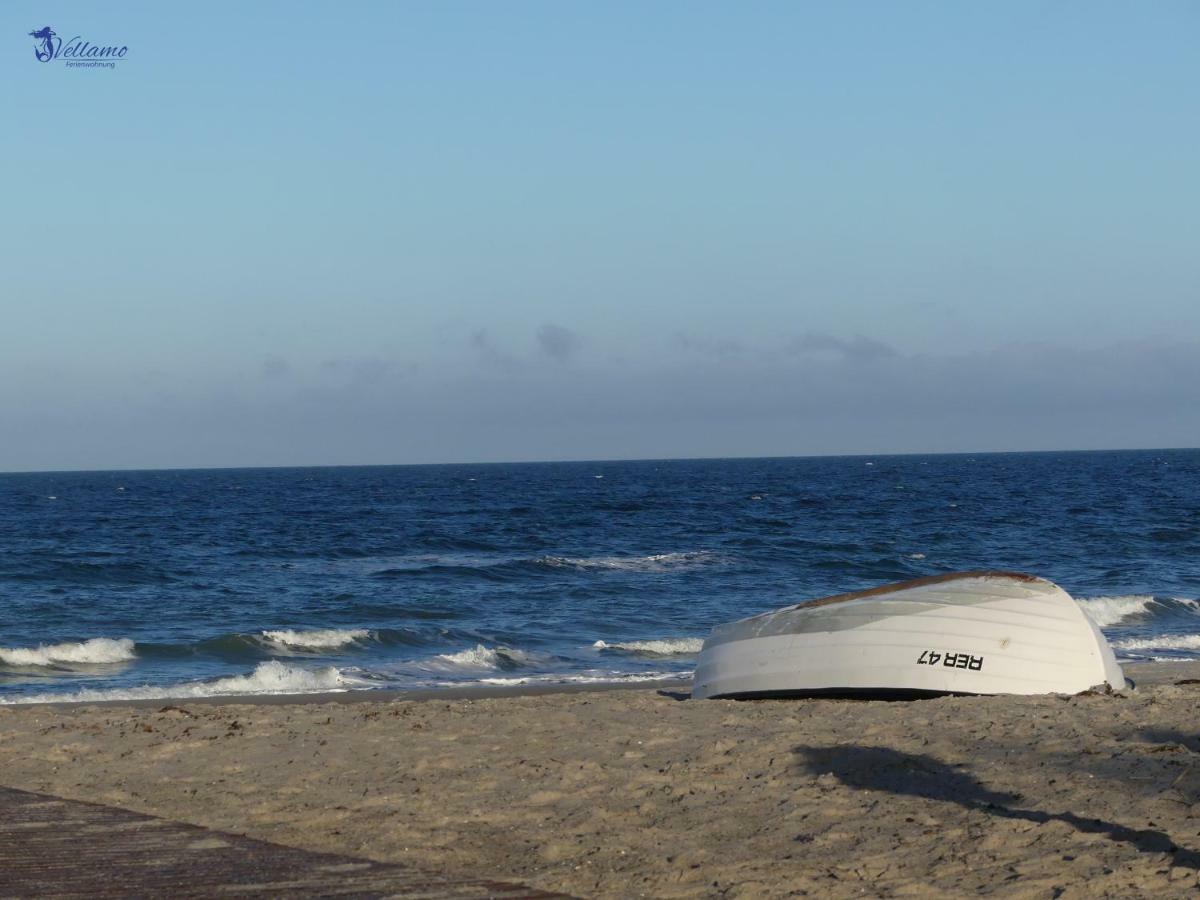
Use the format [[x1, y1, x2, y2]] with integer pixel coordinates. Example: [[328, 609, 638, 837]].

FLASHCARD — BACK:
[[800, 570, 1044, 610]]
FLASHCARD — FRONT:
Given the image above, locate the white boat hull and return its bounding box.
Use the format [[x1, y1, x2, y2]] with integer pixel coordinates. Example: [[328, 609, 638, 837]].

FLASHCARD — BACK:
[[692, 571, 1125, 699]]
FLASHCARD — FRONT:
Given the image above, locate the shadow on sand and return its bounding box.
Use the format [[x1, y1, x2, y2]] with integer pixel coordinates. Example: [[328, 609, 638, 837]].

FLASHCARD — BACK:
[[1137, 728, 1200, 755], [796, 744, 1200, 870]]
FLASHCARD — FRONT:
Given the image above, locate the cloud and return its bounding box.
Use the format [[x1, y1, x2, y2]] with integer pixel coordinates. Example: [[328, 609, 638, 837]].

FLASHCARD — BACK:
[[469, 329, 521, 371], [536, 324, 581, 362], [783, 332, 898, 362], [318, 356, 392, 385], [260, 355, 290, 379], [673, 332, 745, 356]]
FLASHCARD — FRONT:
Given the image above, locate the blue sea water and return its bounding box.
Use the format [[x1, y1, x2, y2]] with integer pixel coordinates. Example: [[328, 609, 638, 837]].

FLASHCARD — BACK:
[[2, 450, 1198, 704]]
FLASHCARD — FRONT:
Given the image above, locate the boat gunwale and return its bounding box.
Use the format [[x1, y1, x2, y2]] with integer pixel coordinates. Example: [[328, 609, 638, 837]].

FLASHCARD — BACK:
[[796, 570, 1044, 608], [725, 601, 1098, 630], [723, 571, 1050, 627]]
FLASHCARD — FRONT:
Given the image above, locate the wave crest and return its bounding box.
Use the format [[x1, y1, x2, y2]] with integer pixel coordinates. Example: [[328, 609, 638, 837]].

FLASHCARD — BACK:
[[472, 672, 686, 687], [1076, 595, 1159, 627], [0, 661, 359, 705], [260, 628, 371, 650], [427, 644, 538, 671], [199, 660, 352, 694], [593, 638, 704, 656], [0, 638, 136, 667], [1111, 634, 1200, 653]]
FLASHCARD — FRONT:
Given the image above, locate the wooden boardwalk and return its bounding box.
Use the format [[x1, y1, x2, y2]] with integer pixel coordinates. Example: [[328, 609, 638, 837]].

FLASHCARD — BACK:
[[0, 786, 571, 899]]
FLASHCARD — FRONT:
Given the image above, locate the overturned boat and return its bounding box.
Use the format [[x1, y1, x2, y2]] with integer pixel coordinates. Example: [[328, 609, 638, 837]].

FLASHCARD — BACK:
[[692, 571, 1125, 699]]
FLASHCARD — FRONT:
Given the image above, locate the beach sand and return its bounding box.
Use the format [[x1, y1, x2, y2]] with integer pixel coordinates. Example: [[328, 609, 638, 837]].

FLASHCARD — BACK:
[[2, 663, 1199, 898]]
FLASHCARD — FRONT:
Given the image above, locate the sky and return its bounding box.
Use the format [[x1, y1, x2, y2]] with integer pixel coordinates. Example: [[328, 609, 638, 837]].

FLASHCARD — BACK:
[[2, 2, 1198, 470]]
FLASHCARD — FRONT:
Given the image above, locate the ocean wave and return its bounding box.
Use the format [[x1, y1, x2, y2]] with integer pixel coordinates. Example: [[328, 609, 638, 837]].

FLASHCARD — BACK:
[[135, 626, 451, 663], [1110, 634, 1200, 653], [538, 551, 721, 572], [593, 638, 705, 656], [1077, 595, 1159, 627], [410, 533, 503, 553], [423, 644, 540, 672], [370, 561, 526, 582], [0, 661, 362, 705], [356, 553, 503, 574], [260, 628, 371, 650], [1076, 595, 1198, 627], [366, 550, 724, 581], [471, 671, 687, 687], [194, 660, 358, 695], [0, 637, 136, 668], [0, 560, 176, 586]]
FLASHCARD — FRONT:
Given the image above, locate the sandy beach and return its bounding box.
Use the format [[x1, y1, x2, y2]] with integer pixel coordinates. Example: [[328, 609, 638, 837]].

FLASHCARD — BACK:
[[2, 663, 1199, 898]]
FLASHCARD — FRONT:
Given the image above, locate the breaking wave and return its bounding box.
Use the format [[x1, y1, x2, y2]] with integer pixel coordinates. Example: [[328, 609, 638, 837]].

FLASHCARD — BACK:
[[423, 644, 540, 672], [0, 661, 362, 705], [0, 638, 136, 668], [468, 671, 687, 688], [1110, 634, 1200, 653], [260, 628, 371, 650], [1077, 595, 1198, 628], [191, 660, 357, 695], [593, 637, 705, 656], [140, 626, 445, 662]]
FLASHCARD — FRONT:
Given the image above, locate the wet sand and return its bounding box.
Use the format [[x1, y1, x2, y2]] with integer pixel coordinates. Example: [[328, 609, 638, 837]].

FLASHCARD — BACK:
[[2, 662, 1199, 898]]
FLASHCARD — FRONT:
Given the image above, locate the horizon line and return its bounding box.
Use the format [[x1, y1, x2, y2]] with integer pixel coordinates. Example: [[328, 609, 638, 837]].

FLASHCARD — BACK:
[[2, 444, 1196, 477]]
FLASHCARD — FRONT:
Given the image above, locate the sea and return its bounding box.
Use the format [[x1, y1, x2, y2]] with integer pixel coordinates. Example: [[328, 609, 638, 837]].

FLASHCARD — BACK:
[[1, 450, 1198, 704]]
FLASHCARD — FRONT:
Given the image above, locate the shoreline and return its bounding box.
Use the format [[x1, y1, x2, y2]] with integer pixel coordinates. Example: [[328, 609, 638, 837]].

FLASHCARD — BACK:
[[5, 660, 1196, 711], [16, 674, 695, 710]]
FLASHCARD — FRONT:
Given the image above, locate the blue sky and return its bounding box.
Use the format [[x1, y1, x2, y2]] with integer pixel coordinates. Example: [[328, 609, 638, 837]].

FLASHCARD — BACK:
[[2, 2, 1198, 470]]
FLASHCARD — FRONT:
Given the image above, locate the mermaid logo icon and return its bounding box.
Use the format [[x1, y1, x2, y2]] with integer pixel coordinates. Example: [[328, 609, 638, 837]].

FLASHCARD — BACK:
[[29, 26, 59, 62], [26, 25, 128, 68]]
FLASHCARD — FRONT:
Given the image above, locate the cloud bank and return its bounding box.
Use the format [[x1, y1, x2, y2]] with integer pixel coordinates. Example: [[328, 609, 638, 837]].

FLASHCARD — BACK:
[[1, 332, 1197, 470]]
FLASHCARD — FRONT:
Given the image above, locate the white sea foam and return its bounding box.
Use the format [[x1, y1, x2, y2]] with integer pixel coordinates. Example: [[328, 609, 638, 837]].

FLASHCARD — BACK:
[[0, 661, 360, 705], [1110, 634, 1200, 653], [474, 671, 685, 687], [1121, 656, 1193, 663], [908, 553, 927, 560], [260, 628, 370, 650], [540, 551, 721, 572], [195, 661, 355, 694], [0, 637, 136, 667], [593, 638, 705, 656], [425, 644, 537, 671], [1076, 595, 1158, 627]]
